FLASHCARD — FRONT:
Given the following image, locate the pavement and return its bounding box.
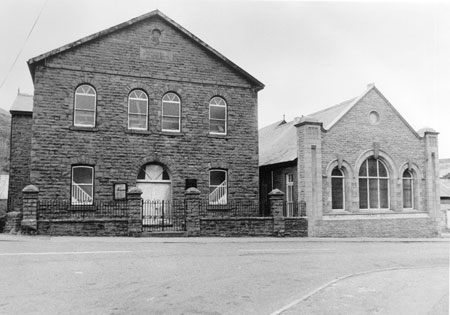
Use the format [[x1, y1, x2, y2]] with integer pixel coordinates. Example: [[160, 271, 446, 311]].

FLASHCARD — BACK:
[[0, 234, 448, 315]]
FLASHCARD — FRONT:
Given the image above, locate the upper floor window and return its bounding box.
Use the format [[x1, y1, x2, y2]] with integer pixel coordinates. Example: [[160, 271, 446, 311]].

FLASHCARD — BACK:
[[74, 85, 96, 127], [209, 97, 227, 135], [331, 167, 345, 210], [358, 157, 389, 210], [402, 170, 414, 209], [162, 93, 181, 132], [128, 90, 148, 130], [209, 169, 227, 205], [71, 166, 94, 205]]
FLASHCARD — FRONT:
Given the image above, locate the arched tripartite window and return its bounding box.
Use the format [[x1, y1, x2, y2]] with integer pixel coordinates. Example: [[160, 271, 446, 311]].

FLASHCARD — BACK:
[[402, 170, 414, 209], [331, 167, 344, 210], [74, 85, 96, 127], [359, 157, 389, 210], [209, 96, 227, 135], [128, 90, 148, 130], [162, 93, 181, 132]]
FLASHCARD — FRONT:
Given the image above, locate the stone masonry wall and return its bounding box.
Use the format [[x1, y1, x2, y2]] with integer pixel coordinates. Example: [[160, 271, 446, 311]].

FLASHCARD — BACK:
[[37, 219, 128, 236], [314, 216, 438, 238], [321, 89, 427, 213], [8, 113, 32, 212], [30, 16, 260, 203], [200, 217, 274, 237]]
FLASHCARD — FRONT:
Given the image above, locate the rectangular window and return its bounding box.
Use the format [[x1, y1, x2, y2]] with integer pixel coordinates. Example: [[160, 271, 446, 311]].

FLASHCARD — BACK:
[[359, 178, 368, 209], [286, 173, 294, 217], [71, 166, 94, 205], [209, 170, 227, 205]]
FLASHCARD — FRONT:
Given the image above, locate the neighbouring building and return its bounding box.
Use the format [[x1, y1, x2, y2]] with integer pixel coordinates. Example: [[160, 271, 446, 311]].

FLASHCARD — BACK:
[[8, 11, 264, 214], [259, 84, 442, 237]]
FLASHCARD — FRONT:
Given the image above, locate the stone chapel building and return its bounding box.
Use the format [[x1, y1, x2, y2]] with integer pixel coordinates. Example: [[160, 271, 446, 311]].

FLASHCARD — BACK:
[[8, 10, 264, 212], [259, 84, 442, 237]]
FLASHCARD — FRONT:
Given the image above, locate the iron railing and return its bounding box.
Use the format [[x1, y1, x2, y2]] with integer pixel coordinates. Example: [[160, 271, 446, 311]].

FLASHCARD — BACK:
[[37, 200, 128, 219], [199, 199, 269, 217], [142, 200, 186, 232], [283, 200, 307, 217]]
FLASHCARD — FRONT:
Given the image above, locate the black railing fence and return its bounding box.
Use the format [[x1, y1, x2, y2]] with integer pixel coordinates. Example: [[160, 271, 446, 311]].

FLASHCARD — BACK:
[[142, 200, 186, 232], [283, 200, 307, 217], [199, 200, 270, 217], [37, 200, 128, 219]]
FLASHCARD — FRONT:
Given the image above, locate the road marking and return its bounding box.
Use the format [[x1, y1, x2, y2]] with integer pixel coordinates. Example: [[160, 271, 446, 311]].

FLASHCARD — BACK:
[[0, 250, 133, 256], [239, 248, 330, 253], [268, 266, 442, 315]]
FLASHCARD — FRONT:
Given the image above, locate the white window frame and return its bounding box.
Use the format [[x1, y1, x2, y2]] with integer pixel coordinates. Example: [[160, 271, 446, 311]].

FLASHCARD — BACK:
[[359, 158, 390, 210], [71, 165, 94, 205], [209, 97, 227, 135], [402, 170, 414, 209], [331, 167, 345, 210], [286, 173, 294, 217], [162, 93, 181, 132], [128, 90, 148, 130], [209, 169, 228, 205], [74, 85, 96, 127]]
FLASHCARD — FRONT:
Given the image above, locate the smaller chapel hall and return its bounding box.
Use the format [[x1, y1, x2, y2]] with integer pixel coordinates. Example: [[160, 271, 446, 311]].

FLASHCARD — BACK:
[[259, 84, 442, 237]]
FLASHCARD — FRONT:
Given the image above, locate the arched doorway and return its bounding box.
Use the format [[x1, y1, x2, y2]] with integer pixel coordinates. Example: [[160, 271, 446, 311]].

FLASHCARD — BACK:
[[137, 163, 181, 231], [136, 163, 171, 201]]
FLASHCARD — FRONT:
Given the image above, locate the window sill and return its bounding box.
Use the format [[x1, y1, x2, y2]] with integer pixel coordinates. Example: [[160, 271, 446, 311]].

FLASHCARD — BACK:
[[206, 205, 230, 211], [70, 126, 99, 132], [161, 131, 184, 137]]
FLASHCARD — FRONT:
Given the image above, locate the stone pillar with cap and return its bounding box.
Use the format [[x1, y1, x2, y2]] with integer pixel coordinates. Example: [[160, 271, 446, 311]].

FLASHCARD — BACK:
[[185, 187, 201, 236], [127, 187, 143, 237], [295, 116, 323, 236], [269, 188, 285, 236], [21, 184, 39, 232]]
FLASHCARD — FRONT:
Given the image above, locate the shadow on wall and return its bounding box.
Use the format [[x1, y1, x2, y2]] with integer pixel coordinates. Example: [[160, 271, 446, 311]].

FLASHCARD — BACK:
[[0, 200, 6, 232]]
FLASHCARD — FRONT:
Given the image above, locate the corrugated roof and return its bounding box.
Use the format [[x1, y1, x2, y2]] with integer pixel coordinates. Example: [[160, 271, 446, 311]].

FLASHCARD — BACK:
[[27, 10, 264, 91], [441, 179, 450, 198], [10, 93, 33, 112], [0, 175, 8, 199], [259, 119, 298, 166]]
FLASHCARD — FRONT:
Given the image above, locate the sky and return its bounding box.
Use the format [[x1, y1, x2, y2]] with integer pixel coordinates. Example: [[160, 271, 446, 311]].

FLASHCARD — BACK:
[[0, 0, 449, 157]]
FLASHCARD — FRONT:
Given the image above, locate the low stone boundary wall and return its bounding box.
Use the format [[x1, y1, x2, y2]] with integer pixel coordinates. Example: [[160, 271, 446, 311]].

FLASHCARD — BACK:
[[284, 218, 308, 237], [313, 213, 438, 237], [37, 219, 129, 236], [200, 217, 274, 237]]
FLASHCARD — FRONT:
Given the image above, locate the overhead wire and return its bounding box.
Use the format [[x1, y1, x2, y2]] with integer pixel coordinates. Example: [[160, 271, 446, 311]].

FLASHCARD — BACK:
[[0, 0, 49, 90]]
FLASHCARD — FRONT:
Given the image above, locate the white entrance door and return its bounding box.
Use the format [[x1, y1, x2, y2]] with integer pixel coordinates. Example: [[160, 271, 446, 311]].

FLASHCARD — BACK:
[[136, 164, 172, 226]]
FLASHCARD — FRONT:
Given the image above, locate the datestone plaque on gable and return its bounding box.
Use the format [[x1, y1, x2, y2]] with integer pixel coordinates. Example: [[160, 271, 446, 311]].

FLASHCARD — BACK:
[[140, 47, 174, 62]]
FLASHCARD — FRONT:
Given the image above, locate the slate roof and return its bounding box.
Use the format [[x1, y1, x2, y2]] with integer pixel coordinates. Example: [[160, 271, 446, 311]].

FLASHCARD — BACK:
[[27, 10, 264, 90], [259, 84, 423, 167], [10, 93, 33, 113]]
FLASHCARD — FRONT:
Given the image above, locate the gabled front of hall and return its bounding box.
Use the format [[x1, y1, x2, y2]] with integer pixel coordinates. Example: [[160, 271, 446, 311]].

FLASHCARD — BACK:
[[259, 84, 442, 237]]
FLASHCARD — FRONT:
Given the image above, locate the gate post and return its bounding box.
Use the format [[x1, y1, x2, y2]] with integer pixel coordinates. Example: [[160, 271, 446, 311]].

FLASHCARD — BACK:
[[127, 187, 143, 237], [185, 187, 201, 236], [269, 189, 285, 237], [21, 185, 39, 233]]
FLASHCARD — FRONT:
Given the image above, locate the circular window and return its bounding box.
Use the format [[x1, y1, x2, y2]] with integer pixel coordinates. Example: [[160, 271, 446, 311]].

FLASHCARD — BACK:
[[368, 111, 380, 125]]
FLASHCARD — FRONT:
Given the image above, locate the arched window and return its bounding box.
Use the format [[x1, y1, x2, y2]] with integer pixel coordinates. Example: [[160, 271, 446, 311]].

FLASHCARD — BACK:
[[162, 93, 181, 132], [137, 163, 170, 182], [74, 85, 96, 127], [359, 157, 389, 210], [209, 169, 227, 205], [209, 97, 227, 135], [402, 170, 414, 209], [331, 167, 344, 210], [128, 90, 148, 130]]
